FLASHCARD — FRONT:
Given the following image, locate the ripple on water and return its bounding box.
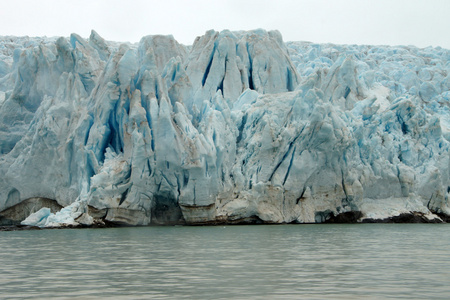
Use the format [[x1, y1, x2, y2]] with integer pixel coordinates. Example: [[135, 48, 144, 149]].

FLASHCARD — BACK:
[[1, 224, 450, 299]]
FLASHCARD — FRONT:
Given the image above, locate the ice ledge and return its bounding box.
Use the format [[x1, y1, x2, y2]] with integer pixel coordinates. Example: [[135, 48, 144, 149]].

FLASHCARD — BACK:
[[15, 195, 448, 227]]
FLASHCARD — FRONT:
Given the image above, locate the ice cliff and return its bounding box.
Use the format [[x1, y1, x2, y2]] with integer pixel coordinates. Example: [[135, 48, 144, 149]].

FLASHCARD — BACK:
[[1, 29, 450, 227]]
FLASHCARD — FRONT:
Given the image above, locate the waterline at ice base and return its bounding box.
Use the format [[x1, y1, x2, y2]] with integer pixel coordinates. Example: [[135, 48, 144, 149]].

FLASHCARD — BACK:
[[1, 29, 450, 227]]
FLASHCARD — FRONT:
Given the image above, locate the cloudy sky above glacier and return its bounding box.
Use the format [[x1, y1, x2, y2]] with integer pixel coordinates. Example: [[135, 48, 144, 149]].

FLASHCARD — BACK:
[[1, 0, 449, 48]]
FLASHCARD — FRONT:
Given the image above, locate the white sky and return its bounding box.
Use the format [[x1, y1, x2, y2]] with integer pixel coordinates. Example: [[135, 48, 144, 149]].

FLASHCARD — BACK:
[[1, 0, 449, 48]]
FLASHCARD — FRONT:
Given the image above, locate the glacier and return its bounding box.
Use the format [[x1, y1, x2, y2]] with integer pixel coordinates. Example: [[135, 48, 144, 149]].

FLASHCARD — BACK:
[[0, 29, 449, 227]]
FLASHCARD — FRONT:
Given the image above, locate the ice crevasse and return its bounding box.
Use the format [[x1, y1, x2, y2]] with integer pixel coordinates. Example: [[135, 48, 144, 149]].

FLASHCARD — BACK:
[[0, 29, 449, 227]]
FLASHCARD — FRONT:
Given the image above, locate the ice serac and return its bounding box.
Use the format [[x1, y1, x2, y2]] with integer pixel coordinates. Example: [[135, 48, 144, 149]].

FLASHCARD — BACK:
[[1, 30, 450, 227], [185, 29, 299, 110]]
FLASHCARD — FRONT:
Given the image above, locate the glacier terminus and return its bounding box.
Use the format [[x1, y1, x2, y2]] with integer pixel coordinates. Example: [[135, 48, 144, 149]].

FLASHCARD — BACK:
[[0, 29, 450, 227]]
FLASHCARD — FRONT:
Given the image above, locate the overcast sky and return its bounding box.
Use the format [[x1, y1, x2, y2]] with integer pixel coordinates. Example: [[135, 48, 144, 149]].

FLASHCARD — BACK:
[[1, 0, 449, 48]]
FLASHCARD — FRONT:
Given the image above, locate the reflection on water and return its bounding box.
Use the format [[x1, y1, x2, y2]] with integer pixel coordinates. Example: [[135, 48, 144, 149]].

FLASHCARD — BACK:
[[1, 224, 450, 299]]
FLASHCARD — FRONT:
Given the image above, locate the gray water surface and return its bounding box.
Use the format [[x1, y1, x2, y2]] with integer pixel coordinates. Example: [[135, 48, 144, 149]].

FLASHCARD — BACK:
[[1, 224, 450, 299]]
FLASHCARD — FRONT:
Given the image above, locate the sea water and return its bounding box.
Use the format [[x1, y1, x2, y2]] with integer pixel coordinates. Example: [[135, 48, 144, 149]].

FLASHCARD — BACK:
[[1, 224, 450, 299]]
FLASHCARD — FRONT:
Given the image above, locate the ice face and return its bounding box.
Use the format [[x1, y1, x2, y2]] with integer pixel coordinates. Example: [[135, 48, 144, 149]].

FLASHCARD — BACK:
[[1, 30, 449, 226]]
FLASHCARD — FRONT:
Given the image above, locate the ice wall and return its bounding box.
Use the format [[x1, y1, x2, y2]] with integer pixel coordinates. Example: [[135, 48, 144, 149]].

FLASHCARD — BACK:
[[0, 30, 449, 226]]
